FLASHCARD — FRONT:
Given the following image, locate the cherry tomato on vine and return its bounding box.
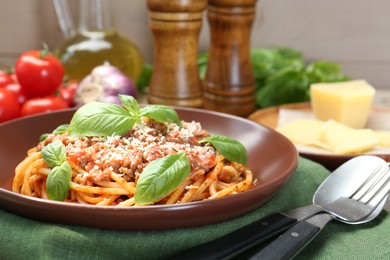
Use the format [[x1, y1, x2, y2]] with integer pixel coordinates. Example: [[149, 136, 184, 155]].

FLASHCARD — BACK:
[[15, 49, 64, 98], [20, 96, 68, 117], [0, 69, 15, 88], [0, 88, 20, 123], [3, 82, 29, 105], [59, 80, 78, 106]]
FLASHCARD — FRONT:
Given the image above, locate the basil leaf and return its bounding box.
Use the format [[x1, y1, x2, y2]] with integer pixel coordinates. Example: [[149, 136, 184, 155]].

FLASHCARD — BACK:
[[119, 95, 140, 115], [41, 139, 67, 168], [140, 105, 182, 126], [52, 124, 69, 135], [119, 95, 142, 125], [39, 124, 70, 141], [68, 102, 135, 137], [39, 133, 49, 142], [136, 63, 153, 93], [46, 161, 72, 201], [135, 152, 190, 205], [200, 135, 248, 165]]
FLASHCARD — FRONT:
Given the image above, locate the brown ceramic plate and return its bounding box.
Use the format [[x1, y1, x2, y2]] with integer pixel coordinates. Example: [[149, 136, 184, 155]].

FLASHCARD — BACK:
[[0, 107, 298, 231], [249, 102, 390, 170]]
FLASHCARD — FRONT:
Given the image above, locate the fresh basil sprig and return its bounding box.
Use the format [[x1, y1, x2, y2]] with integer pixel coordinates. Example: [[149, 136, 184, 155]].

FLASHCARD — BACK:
[[46, 161, 72, 201], [68, 95, 181, 137], [68, 102, 136, 137], [135, 152, 190, 205], [200, 135, 248, 165], [140, 105, 182, 126], [41, 139, 67, 167], [52, 124, 70, 135], [41, 139, 72, 201], [39, 124, 70, 141], [119, 94, 142, 125], [119, 94, 141, 115]]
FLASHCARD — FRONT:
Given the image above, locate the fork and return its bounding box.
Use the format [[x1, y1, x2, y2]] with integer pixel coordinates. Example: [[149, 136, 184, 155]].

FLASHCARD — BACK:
[[250, 162, 390, 260], [172, 156, 390, 260], [319, 162, 390, 222]]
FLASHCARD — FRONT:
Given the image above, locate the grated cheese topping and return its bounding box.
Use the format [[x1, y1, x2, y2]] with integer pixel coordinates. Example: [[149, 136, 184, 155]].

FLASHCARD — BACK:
[[44, 118, 217, 185]]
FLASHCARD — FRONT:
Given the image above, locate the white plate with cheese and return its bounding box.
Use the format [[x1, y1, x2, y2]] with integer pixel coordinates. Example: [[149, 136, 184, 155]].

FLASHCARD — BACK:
[[249, 102, 390, 170]]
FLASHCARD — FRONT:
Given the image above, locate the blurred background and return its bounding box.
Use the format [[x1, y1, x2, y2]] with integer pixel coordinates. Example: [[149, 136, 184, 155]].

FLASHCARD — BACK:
[[0, 0, 389, 90]]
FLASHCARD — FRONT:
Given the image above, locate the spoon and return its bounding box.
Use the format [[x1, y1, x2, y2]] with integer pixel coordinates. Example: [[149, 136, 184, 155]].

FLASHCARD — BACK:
[[340, 193, 387, 225], [250, 177, 390, 260], [173, 155, 390, 260], [249, 195, 388, 259]]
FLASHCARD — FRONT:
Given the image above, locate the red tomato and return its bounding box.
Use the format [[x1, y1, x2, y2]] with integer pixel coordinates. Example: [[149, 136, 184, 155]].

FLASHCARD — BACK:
[[3, 83, 29, 105], [20, 96, 68, 117], [59, 80, 78, 106], [0, 70, 15, 88], [15, 50, 64, 98], [0, 88, 20, 123], [67, 150, 86, 165]]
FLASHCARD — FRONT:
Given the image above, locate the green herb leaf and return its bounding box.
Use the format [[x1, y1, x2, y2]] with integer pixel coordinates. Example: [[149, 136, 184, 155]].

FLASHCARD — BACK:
[[256, 68, 310, 108], [68, 102, 135, 137], [119, 94, 142, 125], [135, 152, 190, 205], [119, 95, 140, 115], [136, 63, 153, 93], [39, 133, 49, 142], [141, 105, 182, 126], [39, 124, 70, 141], [52, 124, 69, 135], [200, 135, 248, 165], [198, 53, 209, 80], [251, 48, 304, 86], [46, 161, 72, 201], [305, 61, 349, 83], [41, 139, 67, 168]]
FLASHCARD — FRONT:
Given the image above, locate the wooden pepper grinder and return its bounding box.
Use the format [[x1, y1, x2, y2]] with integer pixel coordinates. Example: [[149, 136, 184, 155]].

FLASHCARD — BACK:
[[147, 0, 206, 108], [204, 0, 257, 117]]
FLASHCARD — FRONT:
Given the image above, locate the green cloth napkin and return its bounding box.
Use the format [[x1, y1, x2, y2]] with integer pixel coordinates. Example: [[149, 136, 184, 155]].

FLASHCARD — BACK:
[[1, 157, 389, 260]]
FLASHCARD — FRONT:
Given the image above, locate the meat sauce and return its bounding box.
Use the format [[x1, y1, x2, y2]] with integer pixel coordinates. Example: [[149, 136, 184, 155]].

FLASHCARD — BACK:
[[41, 118, 217, 185]]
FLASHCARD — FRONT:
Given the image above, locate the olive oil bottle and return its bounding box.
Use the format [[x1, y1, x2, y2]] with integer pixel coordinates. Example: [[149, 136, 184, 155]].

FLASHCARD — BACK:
[[54, 0, 144, 81]]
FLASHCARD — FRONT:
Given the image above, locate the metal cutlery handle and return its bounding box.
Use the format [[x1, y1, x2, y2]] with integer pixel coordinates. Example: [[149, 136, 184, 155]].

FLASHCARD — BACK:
[[249, 214, 333, 260], [171, 213, 297, 260]]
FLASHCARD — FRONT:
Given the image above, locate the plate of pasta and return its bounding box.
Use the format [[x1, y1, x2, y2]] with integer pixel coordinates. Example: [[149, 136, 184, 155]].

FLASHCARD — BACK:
[[0, 96, 298, 230]]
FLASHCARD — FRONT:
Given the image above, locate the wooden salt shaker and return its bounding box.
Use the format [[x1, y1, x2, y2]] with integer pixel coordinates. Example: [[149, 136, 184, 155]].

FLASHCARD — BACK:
[[204, 0, 257, 117], [147, 0, 206, 108]]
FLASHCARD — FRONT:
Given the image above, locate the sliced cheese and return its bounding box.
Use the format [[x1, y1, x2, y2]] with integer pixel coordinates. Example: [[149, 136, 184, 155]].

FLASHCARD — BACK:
[[374, 130, 390, 147], [276, 119, 325, 146], [318, 119, 352, 140], [310, 80, 375, 128], [276, 119, 331, 151], [277, 118, 382, 155], [320, 120, 379, 155]]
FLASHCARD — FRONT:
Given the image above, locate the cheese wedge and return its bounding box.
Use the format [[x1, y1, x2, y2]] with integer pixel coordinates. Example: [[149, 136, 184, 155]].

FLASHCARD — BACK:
[[310, 80, 375, 128]]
